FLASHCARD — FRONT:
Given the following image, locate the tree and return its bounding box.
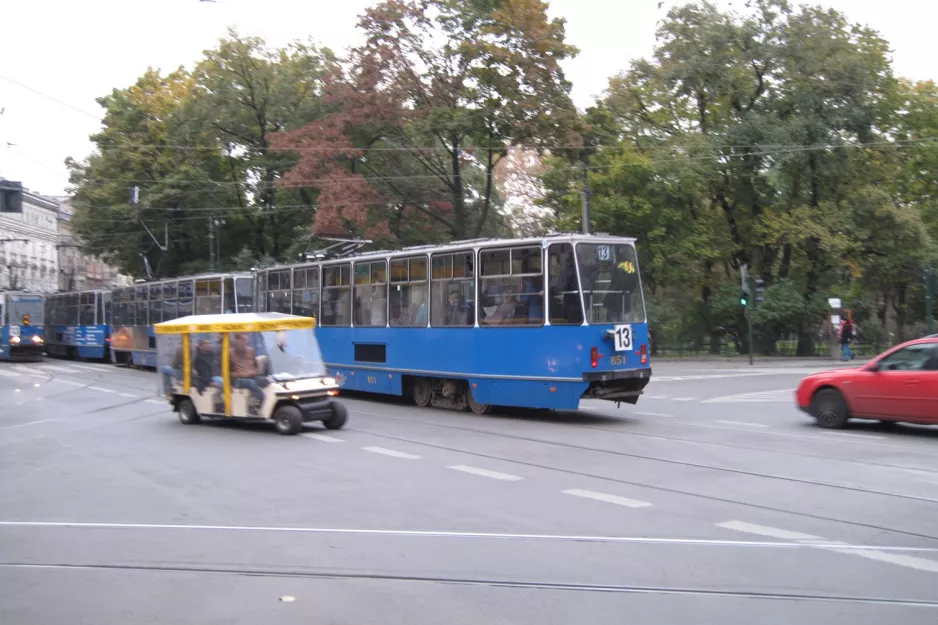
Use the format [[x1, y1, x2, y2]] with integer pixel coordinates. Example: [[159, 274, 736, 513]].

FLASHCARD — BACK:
[[273, 0, 579, 243], [67, 32, 337, 277]]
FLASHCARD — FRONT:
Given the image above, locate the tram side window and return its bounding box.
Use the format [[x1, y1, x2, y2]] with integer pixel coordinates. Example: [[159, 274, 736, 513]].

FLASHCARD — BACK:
[[102, 293, 111, 325], [177, 281, 194, 317], [430, 251, 474, 327], [548, 243, 584, 325], [163, 282, 178, 321], [136, 286, 150, 326], [321, 264, 351, 326], [479, 246, 543, 327], [80, 292, 95, 325], [196, 279, 222, 315], [353, 261, 388, 327], [67, 293, 80, 325], [266, 270, 292, 314], [235, 276, 255, 313], [150, 284, 164, 323], [390, 257, 429, 327], [292, 268, 319, 319]]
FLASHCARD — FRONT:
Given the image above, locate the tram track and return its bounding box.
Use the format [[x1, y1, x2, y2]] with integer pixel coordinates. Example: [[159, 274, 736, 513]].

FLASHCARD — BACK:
[[345, 407, 938, 503], [342, 419, 938, 543], [2, 561, 936, 608]]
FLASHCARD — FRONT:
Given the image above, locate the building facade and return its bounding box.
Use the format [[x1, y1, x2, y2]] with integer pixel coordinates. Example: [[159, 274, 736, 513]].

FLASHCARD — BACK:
[[0, 185, 59, 292], [1, 181, 131, 293]]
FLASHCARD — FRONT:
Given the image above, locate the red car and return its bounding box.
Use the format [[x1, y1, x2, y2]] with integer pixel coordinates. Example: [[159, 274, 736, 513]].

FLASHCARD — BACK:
[[796, 336, 938, 428]]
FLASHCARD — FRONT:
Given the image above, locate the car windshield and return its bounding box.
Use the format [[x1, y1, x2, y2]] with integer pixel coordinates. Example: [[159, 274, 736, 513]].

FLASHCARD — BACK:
[[575, 243, 645, 324], [259, 328, 326, 380]]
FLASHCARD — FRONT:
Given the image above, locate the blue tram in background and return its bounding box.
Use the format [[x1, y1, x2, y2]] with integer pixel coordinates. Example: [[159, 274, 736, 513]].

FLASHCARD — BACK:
[[108, 273, 253, 367], [0, 291, 45, 361], [255, 235, 651, 412], [44, 290, 111, 360]]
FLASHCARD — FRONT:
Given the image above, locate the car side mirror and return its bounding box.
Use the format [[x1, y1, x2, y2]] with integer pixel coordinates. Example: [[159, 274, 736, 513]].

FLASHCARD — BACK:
[[866, 363, 880, 373]]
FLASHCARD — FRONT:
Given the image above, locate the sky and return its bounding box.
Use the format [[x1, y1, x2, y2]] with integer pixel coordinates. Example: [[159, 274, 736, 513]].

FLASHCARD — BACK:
[[0, 0, 935, 198]]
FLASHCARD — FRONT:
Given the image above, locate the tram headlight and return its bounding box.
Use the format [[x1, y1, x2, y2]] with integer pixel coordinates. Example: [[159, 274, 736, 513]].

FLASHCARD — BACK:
[[10, 336, 21, 344], [32, 335, 43, 344], [322, 376, 337, 386]]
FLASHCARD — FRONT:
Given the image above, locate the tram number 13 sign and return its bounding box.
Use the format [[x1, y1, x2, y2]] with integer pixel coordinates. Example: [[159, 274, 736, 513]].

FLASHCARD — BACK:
[[612, 324, 632, 351]]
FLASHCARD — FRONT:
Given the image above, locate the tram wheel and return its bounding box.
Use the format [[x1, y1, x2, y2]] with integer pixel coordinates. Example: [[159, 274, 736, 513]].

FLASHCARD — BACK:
[[411, 377, 431, 407], [177, 398, 201, 425], [466, 388, 492, 415]]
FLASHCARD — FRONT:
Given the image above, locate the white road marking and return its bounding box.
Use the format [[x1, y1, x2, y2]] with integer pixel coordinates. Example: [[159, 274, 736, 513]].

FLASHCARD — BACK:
[[117, 392, 139, 398], [144, 399, 165, 405], [642, 395, 671, 399], [715, 420, 770, 428], [671, 397, 697, 402], [717, 521, 819, 541], [635, 411, 675, 418], [448, 465, 523, 481], [563, 489, 652, 508], [88, 386, 115, 393], [718, 521, 938, 573], [579, 406, 599, 412], [2, 520, 935, 553], [703, 389, 794, 404], [54, 379, 84, 386], [0, 370, 20, 377], [0, 418, 59, 431], [301, 433, 345, 443], [68, 364, 105, 372], [39, 365, 85, 373], [363, 446, 422, 459]]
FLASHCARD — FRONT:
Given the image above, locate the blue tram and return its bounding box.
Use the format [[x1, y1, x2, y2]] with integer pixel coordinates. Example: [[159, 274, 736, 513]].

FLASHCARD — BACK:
[[255, 235, 651, 412], [44, 290, 111, 360], [109, 273, 253, 367], [0, 291, 45, 361]]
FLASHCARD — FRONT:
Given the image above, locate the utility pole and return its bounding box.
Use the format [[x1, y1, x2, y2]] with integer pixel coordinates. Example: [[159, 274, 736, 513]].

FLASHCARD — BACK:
[[581, 161, 591, 235], [740, 263, 753, 366], [208, 185, 216, 272], [926, 268, 935, 335]]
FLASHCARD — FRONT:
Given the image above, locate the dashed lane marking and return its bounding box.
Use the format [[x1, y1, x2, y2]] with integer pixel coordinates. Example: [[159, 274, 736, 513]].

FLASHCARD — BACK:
[[642, 395, 671, 399], [563, 489, 652, 508], [143, 399, 165, 405], [363, 446, 422, 459], [448, 465, 523, 481], [0, 418, 59, 431], [0, 370, 20, 377], [715, 420, 770, 428], [38, 365, 86, 374], [635, 411, 675, 418], [671, 397, 697, 402], [88, 386, 115, 394], [301, 433, 345, 443], [117, 392, 139, 398], [54, 379, 84, 386], [718, 521, 938, 574], [703, 389, 795, 404]]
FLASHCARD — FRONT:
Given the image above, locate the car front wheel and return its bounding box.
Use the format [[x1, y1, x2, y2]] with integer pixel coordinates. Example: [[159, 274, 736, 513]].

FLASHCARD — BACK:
[[811, 388, 849, 429]]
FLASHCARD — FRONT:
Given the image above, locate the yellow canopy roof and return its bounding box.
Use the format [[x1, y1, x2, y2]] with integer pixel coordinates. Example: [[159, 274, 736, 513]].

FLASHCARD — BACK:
[[154, 312, 316, 334]]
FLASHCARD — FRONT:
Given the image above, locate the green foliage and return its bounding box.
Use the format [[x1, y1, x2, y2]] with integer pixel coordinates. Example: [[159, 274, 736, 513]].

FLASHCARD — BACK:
[[542, 0, 938, 353]]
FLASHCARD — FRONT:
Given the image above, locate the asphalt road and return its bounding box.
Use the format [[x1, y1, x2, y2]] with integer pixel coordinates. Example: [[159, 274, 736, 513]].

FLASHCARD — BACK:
[[2, 357, 937, 624]]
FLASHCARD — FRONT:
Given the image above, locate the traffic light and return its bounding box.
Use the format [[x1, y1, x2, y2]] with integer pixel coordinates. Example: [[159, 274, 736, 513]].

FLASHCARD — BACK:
[[740, 290, 749, 307], [754, 278, 766, 303]]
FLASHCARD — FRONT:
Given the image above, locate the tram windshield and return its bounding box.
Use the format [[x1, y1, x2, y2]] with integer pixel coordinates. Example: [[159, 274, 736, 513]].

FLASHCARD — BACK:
[[576, 243, 645, 324], [259, 329, 326, 381], [10, 297, 45, 326]]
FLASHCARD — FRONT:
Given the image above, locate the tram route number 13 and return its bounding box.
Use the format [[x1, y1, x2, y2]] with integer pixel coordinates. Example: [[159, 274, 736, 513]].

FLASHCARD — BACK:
[[612, 324, 632, 352]]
